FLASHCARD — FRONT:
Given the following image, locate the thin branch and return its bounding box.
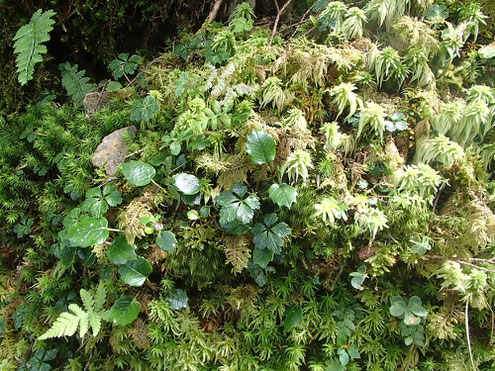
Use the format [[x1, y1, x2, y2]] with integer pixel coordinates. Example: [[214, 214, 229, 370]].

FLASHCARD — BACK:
[[269, 0, 293, 46], [124, 148, 145, 159], [288, 4, 315, 41], [465, 300, 477, 371], [424, 255, 495, 274]]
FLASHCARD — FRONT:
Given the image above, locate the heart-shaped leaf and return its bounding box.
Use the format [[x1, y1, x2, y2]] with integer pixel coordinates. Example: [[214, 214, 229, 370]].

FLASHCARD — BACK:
[[122, 161, 156, 187], [156, 231, 177, 251], [109, 296, 140, 326], [268, 183, 297, 209], [283, 305, 303, 332], [175, 173, 201, 195], [59, 216, 109, 247], [107, 235, 136, 265], [246, 130, 276, 165], [119, 256, 153, 287]]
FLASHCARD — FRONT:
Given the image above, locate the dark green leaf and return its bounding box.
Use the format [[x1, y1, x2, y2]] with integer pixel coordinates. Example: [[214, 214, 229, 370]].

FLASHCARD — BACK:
[[156, 231, 177, 251], [175, 173, 201, 195], [107, 235, 136, 265], [268, 183, 297, 209], [109, 297, 140, 326], [59, 216, 109, 247], [252, 247, 273, 268], [122, 161, 156, 187], [119, 257, 153, 287], [283, 305, 303, 332], [246, 130, 276, 164], [168, 289, 188, 310]]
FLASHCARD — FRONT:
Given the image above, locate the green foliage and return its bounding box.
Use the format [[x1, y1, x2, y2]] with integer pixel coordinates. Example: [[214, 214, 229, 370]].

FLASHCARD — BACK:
[[246, 130, 277, 165], [108, 53, 141, 80], [59, 62, 97, 104], [13, 10, 55, 85], [122, 160, 156, 186], [3, 1, 495, 369], [39, 282, 107, 340]]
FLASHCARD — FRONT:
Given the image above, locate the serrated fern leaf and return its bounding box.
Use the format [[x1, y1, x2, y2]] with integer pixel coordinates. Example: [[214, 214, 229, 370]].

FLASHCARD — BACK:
[[38, 305, 82, 340], [13, 9, 56, 86], [59, 62, 96, 104], [80, 288, 95, 313], [94, 281, 107, 312], [69, 304, 89, 338], [88, 312, 102, 336]]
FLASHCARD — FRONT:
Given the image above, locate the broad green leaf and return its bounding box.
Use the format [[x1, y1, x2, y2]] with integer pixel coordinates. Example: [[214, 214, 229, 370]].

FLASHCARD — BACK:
[[175, 173, 201, 195], [78, 248, 96, 267], [156, 231, 177, 251], [60, 216, 109, 247], [338, 348, 350, 366], [283, 305, 303, 332], [252, 214, 291, 253], [268, 183, 297, 209], [349, 265, 366, 290], [130, 95, 159, 122], [119, 256, 153, 287], [389, 296, 406, 317], [425, 4, 448, 21], [246, 130, 276, 165], [107, 235, 136, 265], [122, 161, 156, 187], [106, 80, 122, 91], [168, 289, 188, 310], [82, 198, 108, 219], [408, 296, 427, 317], [252, 247, 273, 268], [109, 297, 140, 326], [187, 210, 200, 220], [216, 185, 260, 225]]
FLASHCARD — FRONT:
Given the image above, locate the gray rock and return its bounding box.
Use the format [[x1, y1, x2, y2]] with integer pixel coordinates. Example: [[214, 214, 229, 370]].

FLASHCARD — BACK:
[[83, 91, 118, 114], [92, 126, 136, 175]]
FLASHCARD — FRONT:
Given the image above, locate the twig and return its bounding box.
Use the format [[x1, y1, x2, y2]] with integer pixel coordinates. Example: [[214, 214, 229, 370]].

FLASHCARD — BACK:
[[14, 164, 27, 172], [124, 148, 145, 159], [465, 300, 477, 371], [269, 0, 293, 46], [288, 4, 315, 41], [424, 255, 495, 274]]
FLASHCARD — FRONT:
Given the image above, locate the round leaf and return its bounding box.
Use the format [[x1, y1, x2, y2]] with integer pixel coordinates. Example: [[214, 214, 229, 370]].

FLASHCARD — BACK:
[[408, 296, 427, 317], [59, 216, 109, 247], [156, 231, 177, 252], [119, 256, 152, 287], [107, 235, 136, 265], [122, 161, 156, 187], [175, 173, 201, 195], [109, 296, 140, 326], [246, 130, 276, 165]]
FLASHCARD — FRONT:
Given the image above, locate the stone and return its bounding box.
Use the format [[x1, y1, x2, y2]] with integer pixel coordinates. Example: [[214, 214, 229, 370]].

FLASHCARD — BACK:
[[92, 126, 136, 175], [83, 91, 119, 115]]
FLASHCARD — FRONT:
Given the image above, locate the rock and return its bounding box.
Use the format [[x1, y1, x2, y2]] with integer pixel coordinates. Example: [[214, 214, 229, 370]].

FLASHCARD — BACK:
[[92, 126, 136, 175], [83, 91, 119, 114]]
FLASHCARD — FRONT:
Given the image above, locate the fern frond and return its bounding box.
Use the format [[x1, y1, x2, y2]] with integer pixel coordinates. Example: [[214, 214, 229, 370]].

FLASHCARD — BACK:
[[69, 304, 90, 338], [59, 62, 97, 104], [13, 9, 56, 85], [38, 304, 83, 340], [88, 312, 102, 336], [80, 288, 95, 313], [94, 281, 107, 312]]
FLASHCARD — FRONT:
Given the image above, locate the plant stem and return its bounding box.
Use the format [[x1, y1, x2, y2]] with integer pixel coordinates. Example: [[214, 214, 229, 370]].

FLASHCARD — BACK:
[[152, 180, 168, 193], [107, 228, 123, 232], [465, 300, 477, 370]]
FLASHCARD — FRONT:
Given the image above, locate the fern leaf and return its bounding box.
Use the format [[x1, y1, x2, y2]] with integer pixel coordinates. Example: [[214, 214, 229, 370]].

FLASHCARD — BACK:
[[94, 281, 107, 312], [38, 305, 81, 340], [13, 9, 56, 86], [69, 304, 89, 338], [88, 312, 102, 336], [80, 288, 95, 313], [59, 62, 96, 104]]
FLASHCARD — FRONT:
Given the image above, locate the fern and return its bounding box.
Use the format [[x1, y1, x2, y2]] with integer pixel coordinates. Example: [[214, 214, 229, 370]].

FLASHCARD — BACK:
[[13, 9, 56, 86], [38, 283, 106, 340], [59, 62, 97, 104]]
